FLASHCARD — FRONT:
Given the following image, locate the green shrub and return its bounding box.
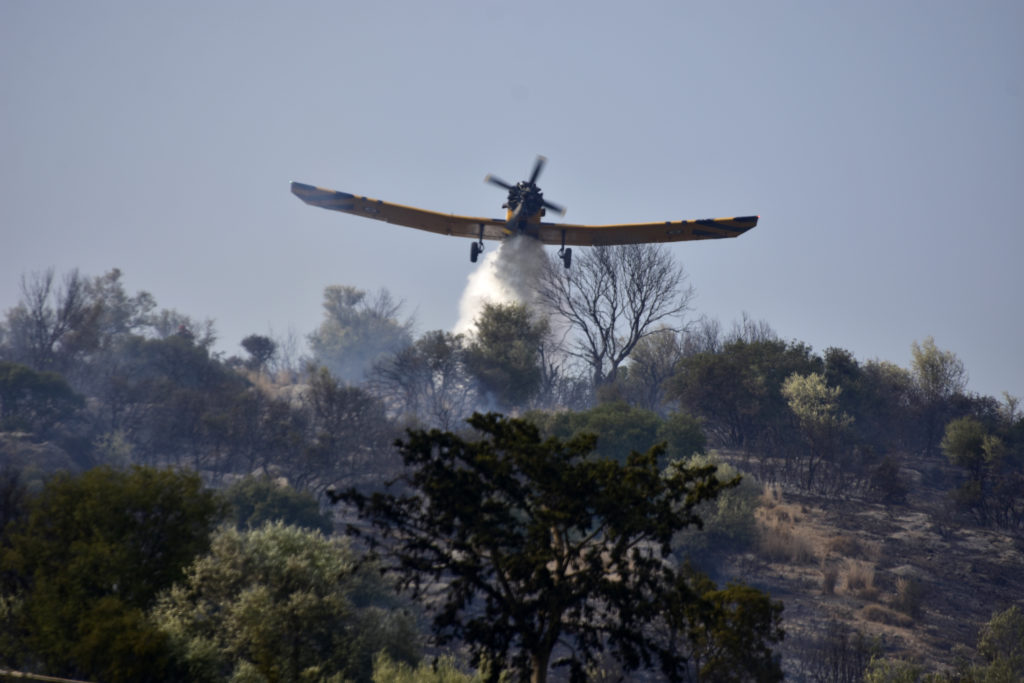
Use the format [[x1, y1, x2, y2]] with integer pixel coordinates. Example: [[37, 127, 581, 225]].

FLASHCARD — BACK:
[[373, 653, 484, 682], [672, 454, 760, 556], [153, 522, 419, 682], [222, 475, 333, 534], [863, 656, 926, 683]]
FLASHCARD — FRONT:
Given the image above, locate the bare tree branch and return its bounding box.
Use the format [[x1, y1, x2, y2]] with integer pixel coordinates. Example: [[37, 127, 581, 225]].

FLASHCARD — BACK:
[[537, 244, 694, 388]]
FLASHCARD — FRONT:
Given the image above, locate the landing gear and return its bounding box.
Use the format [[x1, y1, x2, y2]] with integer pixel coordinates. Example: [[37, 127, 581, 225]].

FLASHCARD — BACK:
[[470, 225, 485, 263], [558, 229, 572, 268]]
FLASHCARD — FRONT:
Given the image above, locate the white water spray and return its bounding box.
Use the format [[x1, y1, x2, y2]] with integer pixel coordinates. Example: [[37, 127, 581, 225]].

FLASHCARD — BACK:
[[453, 236, 548, 335]]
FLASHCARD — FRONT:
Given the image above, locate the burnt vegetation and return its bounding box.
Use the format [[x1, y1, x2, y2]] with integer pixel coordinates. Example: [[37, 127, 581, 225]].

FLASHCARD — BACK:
[[0, 260, 1021, 681]]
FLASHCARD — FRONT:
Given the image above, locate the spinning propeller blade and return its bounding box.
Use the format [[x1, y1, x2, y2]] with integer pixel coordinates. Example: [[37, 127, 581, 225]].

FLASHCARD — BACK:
[[529, 156, 546, 185], [542, 198, 566, 216], [485, 155, 566, 217], [484, 174, 514, 190]]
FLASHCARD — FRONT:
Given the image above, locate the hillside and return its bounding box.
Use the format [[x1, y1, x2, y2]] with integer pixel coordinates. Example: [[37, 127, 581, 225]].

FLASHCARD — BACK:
[[2, 267, 1022, 680], [716, 453, 1024, 678]]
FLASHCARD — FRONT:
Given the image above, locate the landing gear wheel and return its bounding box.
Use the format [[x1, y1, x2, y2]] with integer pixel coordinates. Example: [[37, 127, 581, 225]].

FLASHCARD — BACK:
[[470, 241, 482, 263], [560, 247, 572, 269]]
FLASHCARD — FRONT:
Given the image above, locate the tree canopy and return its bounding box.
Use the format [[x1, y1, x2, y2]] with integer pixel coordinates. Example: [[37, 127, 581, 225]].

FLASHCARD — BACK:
[[308, 285, 414, 383], [0, 361, 84, 437], [528, 401, 706, 467], [333, 413, 782, 682], [370, 329, 478, 430], [464, 302, 549, 410], [222, 475, 333, 534], [152, 521, 417, 683], [0, 466, 222, 681], [537, 243, 694, 388]]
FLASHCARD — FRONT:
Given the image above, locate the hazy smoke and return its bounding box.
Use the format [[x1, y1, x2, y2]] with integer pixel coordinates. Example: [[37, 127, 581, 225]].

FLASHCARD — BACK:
[[454, 236, 548, 335]]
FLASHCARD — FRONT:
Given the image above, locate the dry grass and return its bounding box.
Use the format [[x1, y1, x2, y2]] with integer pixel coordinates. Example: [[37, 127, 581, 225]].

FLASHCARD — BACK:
[[755, 493, 818, 565], [826, 534, 883, 562], [762, 482, 783, 506], [828, 535, 864, 558], [758, 525, 817, 564], [731, 473, 1024, 674], [844, 559, 878, 599], [861, 603, 914, 628]]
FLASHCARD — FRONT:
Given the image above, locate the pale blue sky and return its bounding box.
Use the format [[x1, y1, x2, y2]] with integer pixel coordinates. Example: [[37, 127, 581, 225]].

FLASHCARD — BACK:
[[2, 1, 1022, 399]]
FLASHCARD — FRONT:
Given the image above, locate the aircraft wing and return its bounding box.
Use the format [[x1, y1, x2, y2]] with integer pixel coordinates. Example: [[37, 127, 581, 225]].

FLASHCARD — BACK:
[[291, 182, 509, 241], [533, 216, 759, 247]]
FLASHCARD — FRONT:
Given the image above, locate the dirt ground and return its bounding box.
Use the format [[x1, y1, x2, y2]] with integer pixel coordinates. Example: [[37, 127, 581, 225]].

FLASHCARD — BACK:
[[717, 467, 1024, 677]]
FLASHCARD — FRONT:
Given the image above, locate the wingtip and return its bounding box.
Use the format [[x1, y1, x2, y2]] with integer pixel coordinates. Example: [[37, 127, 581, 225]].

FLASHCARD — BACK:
[[290, 181, 326, 204]]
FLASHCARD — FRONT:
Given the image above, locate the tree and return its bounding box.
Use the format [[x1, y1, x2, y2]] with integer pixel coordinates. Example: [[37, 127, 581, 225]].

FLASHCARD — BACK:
[[0, 361, 84, 438], [333, 413, 782, 683], [849, 359, 917, 454], [218, 385, 301, 477], [911, 337, 968, 457], [1, 268, 101, 376], [370, 330, 479, 430], [308, 286, 414, 382], [911, 337, 968, 404], [941, 416, 991, 479], [152, 522, 418, 683], [464, 302, 549, 411], [942, 416, 1023, 528], [669, 339, 822, 456], [529, 402, 706, 468], [782, 372, 854, 492], [616, 327, 684, 412], [724, 312, 779, 345], [148, 308, 217, 348], [85, 268, 156, 335], [240, 333, 277, 372], [222, 475, 333, 534], [676, 575, 784, 681], [537, 244, 694, 388], [100, 334, 248, 470], [974, 605, 1024, 680], [672, 455, 762, 559], [295, 366, 397, 490], [0, 268, 158, 392], [680, 315, 724, 356], [0, 466, 222, 681]]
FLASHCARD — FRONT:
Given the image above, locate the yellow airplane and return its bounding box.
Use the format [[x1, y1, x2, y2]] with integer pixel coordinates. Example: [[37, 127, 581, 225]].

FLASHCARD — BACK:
[[291, 156, 758, 268]]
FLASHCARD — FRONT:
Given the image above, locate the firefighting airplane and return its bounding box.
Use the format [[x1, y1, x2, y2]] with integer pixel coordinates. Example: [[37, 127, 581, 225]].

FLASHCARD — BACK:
[[290, 156, 757, 268]]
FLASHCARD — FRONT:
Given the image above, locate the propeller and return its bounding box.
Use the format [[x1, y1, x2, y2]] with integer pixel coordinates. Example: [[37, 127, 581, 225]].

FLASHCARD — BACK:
[[484, 174, 514, 191], [529, 156, 546, 184], [541, 196, 566, 217], [484, 156, 566, 217]]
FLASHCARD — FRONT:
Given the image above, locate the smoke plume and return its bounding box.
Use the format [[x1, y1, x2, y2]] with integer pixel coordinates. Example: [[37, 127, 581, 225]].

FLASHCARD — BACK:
[[454, 236, 548, 335]]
